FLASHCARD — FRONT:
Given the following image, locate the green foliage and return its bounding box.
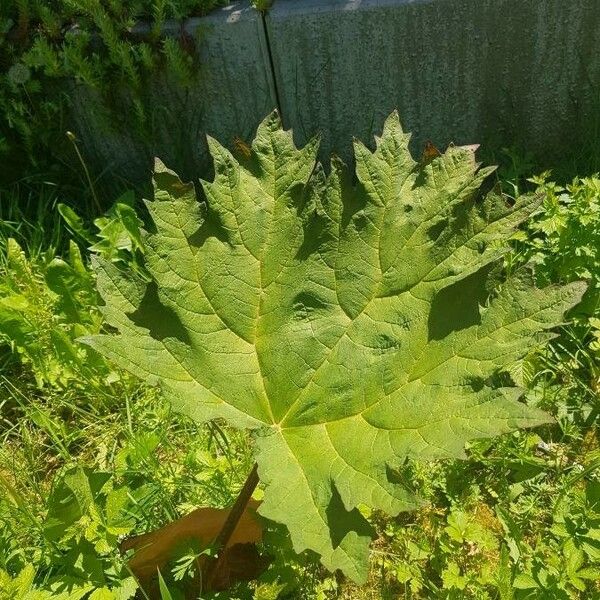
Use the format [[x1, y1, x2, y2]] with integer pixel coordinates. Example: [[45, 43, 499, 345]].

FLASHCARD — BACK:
[[0, 187, 255, 597], [347, 429, 600, 600], [509, 174, 600, 430], [0, 0, 228, 183], [0, 237, 111, 389], [0, 352, 254, 599], [0, 131, 598, 598], [38, 466, 138, 598], [252, 0, 274, 11], [0, 380, 254, 598], [0, 192, 144, 391], [58, 191, 145, 270], [0, 180, 65, 258], [84, 112, 584, 582], [514, 173, 600, 292]]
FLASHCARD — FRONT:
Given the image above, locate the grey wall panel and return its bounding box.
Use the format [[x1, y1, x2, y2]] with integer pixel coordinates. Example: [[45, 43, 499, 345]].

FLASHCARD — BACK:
[[266, 0, 600, 166]]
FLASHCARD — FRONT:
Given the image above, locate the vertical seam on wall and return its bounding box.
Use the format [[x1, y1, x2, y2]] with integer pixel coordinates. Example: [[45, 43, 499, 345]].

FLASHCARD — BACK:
[[260, 10, 284, 121]]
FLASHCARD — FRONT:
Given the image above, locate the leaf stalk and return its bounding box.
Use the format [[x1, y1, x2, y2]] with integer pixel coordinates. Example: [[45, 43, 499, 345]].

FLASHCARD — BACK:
[[202, 462, 260, 591]]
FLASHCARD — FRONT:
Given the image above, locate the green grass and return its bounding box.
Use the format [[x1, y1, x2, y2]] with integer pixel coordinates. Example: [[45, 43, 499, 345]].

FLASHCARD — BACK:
[[0, 165, 598, 599], [0, 180, 65, 258]]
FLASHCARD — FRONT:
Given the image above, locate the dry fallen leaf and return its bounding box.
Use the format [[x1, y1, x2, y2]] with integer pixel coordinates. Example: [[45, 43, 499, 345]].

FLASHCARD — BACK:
[[120, 499, 266, 593]]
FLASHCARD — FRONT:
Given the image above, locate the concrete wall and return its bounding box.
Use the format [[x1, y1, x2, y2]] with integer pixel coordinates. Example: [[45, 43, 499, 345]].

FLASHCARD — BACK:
[[71, 0, 600, 185], [267, 0, 600, 164]]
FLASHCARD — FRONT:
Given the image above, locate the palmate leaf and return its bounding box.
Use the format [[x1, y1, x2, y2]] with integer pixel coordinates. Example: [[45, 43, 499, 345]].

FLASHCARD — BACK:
[[83, 112, 585, 582]]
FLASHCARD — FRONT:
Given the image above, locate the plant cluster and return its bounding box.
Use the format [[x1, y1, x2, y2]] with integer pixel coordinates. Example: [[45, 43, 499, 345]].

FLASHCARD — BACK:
[[509, 174, 600, 432], [1, 0, 228, 184], [84, 111, 585, 584], [0, 191, 143, 392], [515, 173, 600, 291]]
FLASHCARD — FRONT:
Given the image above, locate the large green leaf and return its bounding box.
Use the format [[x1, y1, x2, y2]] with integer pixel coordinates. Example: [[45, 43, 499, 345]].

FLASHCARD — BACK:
[[83, 112, 585, 582]]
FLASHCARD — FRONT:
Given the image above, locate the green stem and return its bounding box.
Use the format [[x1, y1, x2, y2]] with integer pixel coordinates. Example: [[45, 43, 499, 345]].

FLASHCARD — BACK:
[[66, 131, 102, 214]]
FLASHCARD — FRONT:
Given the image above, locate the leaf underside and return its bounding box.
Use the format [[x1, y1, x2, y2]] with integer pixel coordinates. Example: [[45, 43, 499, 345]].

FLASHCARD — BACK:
[[84, 111, 585, 582]]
